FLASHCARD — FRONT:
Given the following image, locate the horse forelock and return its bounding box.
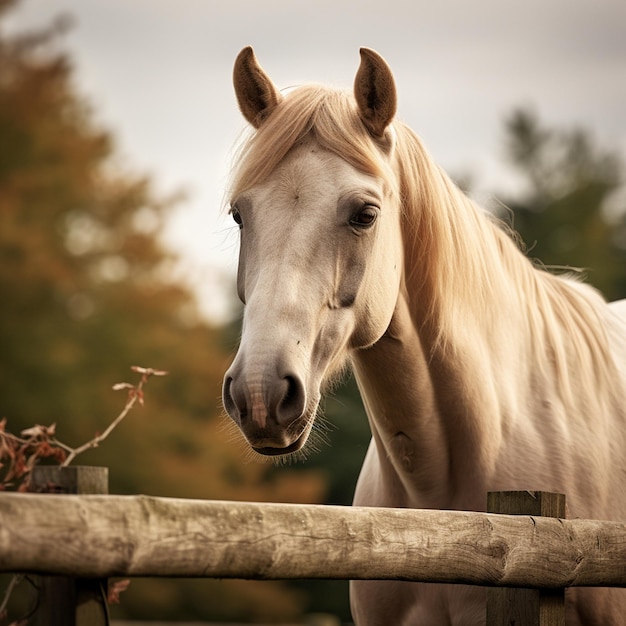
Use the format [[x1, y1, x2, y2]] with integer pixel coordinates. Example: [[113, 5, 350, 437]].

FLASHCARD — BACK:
[[227, 84, 393, 204]]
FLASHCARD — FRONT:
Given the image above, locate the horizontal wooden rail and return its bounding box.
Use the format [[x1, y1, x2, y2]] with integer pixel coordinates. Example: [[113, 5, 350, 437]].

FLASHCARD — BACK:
[[1, 493, 626, 588]]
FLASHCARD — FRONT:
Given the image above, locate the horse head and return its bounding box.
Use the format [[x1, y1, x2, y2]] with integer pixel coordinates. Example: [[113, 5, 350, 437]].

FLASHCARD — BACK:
[[222, 47, 403, 457]]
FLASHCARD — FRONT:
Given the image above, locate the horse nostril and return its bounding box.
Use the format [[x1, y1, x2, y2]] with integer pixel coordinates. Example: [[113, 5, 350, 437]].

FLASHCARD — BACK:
[[275, 374, 306, 425], [225, 369, 306, 430], [223, 375, 246, 424]]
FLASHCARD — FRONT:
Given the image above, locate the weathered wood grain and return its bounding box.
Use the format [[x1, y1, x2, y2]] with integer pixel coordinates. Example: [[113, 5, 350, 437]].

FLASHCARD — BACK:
[[30, 466, 109, 626], [1, 493, 625, 587], [487, 491, 566, 626]]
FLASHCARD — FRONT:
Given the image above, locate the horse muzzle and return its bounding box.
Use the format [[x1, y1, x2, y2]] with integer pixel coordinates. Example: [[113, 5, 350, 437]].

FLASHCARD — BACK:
[[222, 361, 315, 455]]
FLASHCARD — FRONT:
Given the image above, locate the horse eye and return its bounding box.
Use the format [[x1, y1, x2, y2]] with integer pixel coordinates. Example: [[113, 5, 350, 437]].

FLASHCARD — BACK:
[[230, 205, 243, 228], [350, 206, 378, 228]]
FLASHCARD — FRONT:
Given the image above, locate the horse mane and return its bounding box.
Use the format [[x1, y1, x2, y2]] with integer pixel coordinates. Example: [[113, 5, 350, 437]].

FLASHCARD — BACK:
[[228, 84, 618, 408], [393, 121, 618, 407]]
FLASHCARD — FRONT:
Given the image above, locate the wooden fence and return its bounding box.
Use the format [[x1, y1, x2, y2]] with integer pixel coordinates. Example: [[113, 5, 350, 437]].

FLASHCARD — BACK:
[[1, 466, 626, 625]]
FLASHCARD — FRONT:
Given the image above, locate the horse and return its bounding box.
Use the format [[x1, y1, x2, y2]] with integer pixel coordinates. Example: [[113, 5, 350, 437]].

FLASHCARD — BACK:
[[222, 46, 626, 625]]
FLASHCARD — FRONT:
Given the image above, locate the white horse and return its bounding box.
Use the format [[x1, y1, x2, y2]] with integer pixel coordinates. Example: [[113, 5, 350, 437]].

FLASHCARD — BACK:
[[222, 46, 626, 625]]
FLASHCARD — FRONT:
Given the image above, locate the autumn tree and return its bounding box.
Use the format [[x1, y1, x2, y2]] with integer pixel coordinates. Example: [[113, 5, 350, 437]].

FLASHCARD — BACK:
[[0, 2, 325, 622]]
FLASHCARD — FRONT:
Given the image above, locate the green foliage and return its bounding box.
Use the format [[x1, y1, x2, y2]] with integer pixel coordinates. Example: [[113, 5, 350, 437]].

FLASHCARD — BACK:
[[500, 108, 626, 300]]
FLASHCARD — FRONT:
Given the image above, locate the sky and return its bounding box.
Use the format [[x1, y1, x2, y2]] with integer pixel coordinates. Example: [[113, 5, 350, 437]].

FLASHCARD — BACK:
[[6, 0, 626, 322]]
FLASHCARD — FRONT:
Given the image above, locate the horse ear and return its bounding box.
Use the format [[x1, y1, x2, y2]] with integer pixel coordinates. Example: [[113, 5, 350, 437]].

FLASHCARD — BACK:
[[354, 48, 397, 139], [233, 46, 283, 128]]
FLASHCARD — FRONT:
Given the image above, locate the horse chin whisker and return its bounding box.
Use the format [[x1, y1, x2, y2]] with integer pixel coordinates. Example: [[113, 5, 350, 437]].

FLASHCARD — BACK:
[[217, 412, 246, 443], [218, 400, 333, 466], [321, 361, 352, 396], [216, 413, 264, 465], [310, 409, 333, 447], [284, 411, 334, 465], [263, 408, 331, 466], [251, 449, 281, 465], [270, 451, 300, 466]]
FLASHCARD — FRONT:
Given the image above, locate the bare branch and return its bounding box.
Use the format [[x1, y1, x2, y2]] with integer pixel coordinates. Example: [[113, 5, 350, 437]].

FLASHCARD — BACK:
[[58, 366, 167, 467]]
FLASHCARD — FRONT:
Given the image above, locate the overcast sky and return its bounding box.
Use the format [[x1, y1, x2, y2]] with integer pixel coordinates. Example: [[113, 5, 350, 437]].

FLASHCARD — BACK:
[[7, 0, 626, 321]]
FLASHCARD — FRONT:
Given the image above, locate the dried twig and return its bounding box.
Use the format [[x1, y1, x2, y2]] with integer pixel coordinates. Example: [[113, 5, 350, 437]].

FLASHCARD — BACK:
[[0, 366, 167, 490], [0, 366, 167, 621], [57, 366, 167, 467]]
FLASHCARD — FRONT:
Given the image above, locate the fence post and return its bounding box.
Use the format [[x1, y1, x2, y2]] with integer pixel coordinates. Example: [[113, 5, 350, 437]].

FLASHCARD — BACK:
[[30, 465, 109, 626], [486, 491, 566, 626]]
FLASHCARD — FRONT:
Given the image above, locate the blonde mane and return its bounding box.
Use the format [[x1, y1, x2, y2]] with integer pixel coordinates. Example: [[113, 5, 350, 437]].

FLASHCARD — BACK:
[[229, 83, 618, 409], [392, 121, 618, 406]]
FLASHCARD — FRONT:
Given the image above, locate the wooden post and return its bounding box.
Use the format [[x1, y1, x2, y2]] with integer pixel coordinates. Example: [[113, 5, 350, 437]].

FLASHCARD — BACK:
[[30, 466, 109, 626], [486, 491, 566, 626]]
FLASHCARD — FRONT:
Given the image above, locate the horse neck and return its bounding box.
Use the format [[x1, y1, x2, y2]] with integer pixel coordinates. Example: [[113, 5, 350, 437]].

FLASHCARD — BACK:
[[352, 146, 548, 510], [351, 266, 515, 512], [353, 218, 528, 510]]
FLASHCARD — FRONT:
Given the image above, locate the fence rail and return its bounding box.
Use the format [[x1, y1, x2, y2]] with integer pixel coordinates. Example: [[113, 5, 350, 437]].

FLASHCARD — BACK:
[[1, 491, 626, 588], [2, 469, 626, 625]]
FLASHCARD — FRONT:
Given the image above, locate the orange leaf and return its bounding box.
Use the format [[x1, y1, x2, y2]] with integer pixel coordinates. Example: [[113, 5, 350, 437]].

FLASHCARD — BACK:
[[107, 579, 131, 604]]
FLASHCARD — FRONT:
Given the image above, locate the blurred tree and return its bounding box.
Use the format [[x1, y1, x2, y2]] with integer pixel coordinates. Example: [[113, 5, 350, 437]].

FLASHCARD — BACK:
[[0, 2, 326, 622], [499, 108, 626, 300]]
